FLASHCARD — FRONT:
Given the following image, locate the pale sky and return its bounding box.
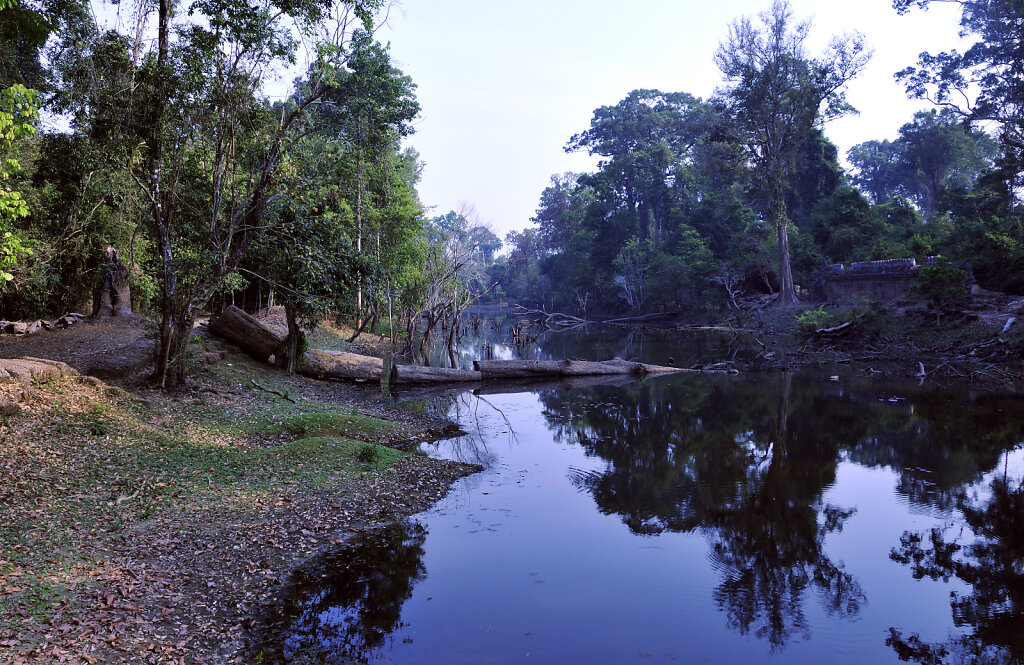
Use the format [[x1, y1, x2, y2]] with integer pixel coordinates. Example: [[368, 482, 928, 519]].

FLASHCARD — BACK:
[[377, 0, 970, 239]]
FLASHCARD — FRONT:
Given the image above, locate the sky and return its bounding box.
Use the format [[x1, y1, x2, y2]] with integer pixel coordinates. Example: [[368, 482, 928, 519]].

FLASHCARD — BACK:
[[375, 0, 971, 240]]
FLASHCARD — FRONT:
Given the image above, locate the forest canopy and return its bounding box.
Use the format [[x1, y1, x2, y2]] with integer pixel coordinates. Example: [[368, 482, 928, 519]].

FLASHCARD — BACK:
[[496, 0, 1022, 316], [0, 0, 1022, 382]]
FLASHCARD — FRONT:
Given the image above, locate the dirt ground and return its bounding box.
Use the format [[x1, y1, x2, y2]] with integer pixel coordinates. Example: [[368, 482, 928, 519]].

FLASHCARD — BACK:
[[0, 312, 476, 665]]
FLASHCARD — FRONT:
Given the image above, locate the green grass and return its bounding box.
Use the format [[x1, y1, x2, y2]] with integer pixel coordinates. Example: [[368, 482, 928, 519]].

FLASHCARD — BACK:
[[0, 357, 426, 634], [267, 411, 394, 441]]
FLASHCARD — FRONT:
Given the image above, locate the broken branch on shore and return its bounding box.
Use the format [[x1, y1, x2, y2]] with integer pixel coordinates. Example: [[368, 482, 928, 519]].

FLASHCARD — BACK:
[[813, 320, 855, 337], [511, 305, 588, 329], [250, 379, 296, 403]]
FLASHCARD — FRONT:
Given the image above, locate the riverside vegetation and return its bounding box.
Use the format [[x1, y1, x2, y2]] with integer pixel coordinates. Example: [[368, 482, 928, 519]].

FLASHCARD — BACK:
[[0, 322, 477, 664]]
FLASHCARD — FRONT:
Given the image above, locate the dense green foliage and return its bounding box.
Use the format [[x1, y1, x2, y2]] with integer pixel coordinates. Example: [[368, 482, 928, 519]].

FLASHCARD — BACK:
[[497, 0, 1022, 317], [1, 0, 1023, 378], [0, 0, 448, 384]]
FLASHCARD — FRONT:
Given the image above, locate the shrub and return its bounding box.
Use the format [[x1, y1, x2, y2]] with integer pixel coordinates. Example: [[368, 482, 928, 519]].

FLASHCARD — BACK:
[[356, 443, 379, 464], [913, 258, 968, 323], [794, 306, 835, 336]]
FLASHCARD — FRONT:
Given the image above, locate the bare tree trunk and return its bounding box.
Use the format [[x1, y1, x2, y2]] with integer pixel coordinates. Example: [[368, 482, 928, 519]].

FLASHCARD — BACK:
[[150, 0, 177, 389], [387, 281, 395, 345], [772, 176, 798, 307], [284, 304, 300, 374]]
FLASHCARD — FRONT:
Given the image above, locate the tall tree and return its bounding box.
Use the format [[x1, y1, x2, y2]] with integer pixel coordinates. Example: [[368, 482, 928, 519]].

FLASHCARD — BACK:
[[133, 0, 383, 387], [846, 139, 903, 204], [315, 30, 419, 321], [714, 0, 868, 305], [848, 109, 997, 221], [895, 0, 1024, 173], [565, 89, 708, 243], [895, 109, 997, 221]]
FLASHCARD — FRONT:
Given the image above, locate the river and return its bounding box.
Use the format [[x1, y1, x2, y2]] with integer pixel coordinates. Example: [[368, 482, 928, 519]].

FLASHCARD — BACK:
[[273, 316, 1024, 664]]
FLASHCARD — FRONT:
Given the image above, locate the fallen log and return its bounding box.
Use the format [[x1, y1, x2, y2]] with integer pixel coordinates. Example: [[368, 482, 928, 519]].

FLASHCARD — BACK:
[[296, 349, 384, 382], [814, 320, 855, 337], [473, 357, 690, 379], [209, 305, 284, 362], [602, 312, 682, 325], [389, 363, 483, 385]]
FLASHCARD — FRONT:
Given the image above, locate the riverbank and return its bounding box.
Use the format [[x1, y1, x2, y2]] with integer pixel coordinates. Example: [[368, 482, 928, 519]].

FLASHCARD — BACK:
[[722, 293, 1024, 387], [0, 344, 478, 664]]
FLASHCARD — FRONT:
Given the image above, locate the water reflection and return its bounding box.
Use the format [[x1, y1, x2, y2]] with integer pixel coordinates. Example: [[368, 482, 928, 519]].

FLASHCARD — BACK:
[[552, 372, 864, 648], [271, 361, 1024, 663], [415, 307, 752, 370], [540, 373, 1024, 652], [888, 474, 1024, 664], [280, 522, 427, 664]]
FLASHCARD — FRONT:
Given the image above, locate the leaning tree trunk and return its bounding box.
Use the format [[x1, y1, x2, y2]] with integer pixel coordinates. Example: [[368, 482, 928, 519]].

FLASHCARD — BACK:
[[209, 305, 284, 361]]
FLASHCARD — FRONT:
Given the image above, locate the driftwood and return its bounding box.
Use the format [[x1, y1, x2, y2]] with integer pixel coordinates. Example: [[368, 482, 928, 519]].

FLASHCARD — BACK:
[[602, 312, 682, 325], [209, 305, 284, 362], [296, 349, 383, 382], [511, 305, 588, 328], [389, 364, 483, 385], [209, 307, 733, 387], [250, 379, 297, 403], [814, 320, 855, 337], [473, 357, 690, 379]]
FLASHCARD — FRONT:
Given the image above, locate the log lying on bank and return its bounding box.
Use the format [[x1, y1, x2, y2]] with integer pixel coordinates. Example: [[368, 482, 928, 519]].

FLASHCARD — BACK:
[[602, 312, 682, 325], [208, 305, 732, 387], [813, 320, 855, 338], [389, 364, 484, 385], [296, 349, 384, 382], [209, 305, 284, 362], [473, 357, 688, 379]]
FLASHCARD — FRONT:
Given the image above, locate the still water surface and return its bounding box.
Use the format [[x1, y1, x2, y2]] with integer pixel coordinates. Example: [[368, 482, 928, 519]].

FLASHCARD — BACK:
[[278, 323, 1024, 664]]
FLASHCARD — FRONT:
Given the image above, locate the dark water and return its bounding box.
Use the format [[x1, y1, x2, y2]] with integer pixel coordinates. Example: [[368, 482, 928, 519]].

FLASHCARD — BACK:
[[275, 321, 1024, 665]]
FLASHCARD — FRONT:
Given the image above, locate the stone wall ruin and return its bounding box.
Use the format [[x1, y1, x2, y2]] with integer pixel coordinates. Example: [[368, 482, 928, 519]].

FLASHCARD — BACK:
[[813, 257, 974, 301]]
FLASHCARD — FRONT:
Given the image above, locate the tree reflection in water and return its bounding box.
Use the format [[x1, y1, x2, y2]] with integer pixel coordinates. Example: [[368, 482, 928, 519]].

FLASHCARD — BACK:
[[888, 474, 1024, 665], [541, 374, 1024, 652], [280, 522, 427, 665], [548, 372, 865, 649]]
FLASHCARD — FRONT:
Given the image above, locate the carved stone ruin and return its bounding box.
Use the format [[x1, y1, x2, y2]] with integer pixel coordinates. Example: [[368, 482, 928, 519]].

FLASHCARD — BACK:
[[91, 247, 132, 318], [813, 257, 975, 302]]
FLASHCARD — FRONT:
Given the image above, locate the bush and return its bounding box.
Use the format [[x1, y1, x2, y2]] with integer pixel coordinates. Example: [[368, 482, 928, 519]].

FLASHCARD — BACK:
[[913, 258, 968, 323], [794, 306, 836, 336], [357, 443, 379, 464]]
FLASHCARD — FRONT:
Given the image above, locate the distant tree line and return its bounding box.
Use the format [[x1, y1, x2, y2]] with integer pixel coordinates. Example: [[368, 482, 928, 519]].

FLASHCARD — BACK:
[[494, 0, 1021, 316]]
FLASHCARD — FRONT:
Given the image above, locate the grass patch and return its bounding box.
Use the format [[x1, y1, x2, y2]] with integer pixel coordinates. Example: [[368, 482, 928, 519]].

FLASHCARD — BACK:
[[0, 367, 419, 638], [268, 411, 394, 442]]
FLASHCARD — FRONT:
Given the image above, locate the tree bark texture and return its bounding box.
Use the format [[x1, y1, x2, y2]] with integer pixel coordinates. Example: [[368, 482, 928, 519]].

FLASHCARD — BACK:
[[209, 305, 284, 362], [389, 364, 483, 385], [296, 349, 383, 382]]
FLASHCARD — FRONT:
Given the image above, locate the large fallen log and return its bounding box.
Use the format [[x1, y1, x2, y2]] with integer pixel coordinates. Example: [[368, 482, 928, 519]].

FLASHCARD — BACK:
[[814, 320, 855, 337], [473, 357, 689, 379], [209, 305, 283, 362], [389, 363, 483, 385], [296, 349, 383, 382], [601, 312, 682, 325]]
